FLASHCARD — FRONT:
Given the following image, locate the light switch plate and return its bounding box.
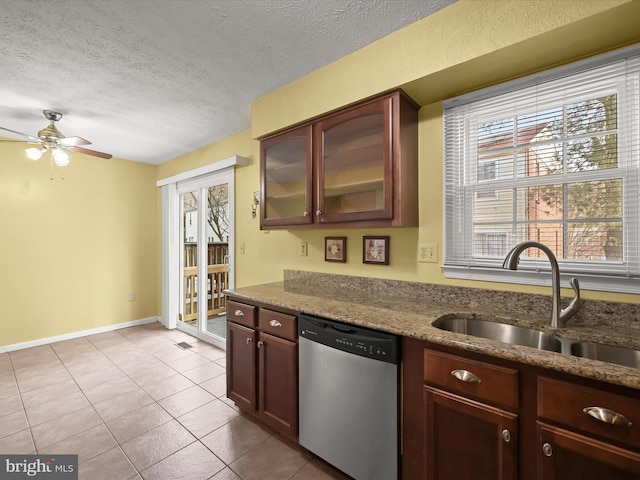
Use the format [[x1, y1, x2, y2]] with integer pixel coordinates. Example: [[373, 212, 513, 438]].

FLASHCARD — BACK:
[[418, 243, 437, 263]]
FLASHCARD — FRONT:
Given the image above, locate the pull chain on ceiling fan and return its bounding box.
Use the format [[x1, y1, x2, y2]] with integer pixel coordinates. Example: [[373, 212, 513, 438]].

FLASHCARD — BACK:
[[0, 110, 113, 167]]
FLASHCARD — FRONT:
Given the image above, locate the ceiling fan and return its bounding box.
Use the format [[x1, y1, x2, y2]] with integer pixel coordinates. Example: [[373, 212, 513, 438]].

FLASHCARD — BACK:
[[0, 110, 112, 166]]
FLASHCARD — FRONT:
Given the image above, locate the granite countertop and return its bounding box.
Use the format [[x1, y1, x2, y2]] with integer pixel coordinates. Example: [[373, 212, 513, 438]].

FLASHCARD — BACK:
[[225, 271, 640, 391]]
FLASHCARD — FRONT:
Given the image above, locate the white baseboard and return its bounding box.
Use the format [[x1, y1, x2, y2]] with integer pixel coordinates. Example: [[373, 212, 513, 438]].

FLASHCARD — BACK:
[[0, 316, 161, 353]]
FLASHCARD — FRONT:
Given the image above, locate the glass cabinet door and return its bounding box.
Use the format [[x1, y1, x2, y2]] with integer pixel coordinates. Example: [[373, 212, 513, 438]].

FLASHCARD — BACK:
[[261, 125, 313, 227], [314, 97, 393, 223]]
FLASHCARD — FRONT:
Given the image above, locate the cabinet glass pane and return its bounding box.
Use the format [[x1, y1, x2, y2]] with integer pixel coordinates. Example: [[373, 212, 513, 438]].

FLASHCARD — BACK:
[[265, 137, 307, 219], [323, 114, 385, 215]]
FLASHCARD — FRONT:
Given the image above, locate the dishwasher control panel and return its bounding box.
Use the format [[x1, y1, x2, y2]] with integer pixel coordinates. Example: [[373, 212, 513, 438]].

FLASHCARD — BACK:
[[299, 314, 400, 364]]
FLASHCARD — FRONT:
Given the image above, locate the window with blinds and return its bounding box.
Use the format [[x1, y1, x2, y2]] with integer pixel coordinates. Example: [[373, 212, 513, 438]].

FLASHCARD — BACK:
[[443, 50, 640, 293]]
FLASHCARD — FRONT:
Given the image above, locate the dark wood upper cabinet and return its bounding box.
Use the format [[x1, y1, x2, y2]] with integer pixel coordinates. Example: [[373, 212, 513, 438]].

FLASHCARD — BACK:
[[260, 89, 418, 229], [260, 125, 313, 228], [314, 97, 392, 224]]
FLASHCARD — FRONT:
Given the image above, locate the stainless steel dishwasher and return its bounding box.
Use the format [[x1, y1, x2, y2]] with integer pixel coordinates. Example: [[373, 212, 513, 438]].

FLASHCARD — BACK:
[[298, 314, 401, 480]]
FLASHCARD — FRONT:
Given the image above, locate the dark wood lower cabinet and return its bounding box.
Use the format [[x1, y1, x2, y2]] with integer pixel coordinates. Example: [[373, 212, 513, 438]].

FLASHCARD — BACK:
[[538, 423, 640, 480], [258, 332, 298, 437], [424, 387, 517, 480], [227, 321, 256, 411], [405, 340, 640, 480], [226, 300, 299, 442]]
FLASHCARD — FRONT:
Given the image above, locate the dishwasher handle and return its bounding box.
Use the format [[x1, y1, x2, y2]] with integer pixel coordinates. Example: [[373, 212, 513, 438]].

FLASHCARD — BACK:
[[300, 316, 358, 336], [299, 314, 401, 364], [329, 323, 356, 334]]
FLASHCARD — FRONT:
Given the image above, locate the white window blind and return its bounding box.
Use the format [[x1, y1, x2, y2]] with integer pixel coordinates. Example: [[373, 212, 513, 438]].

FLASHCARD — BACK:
[[443, 51, 640, 293]]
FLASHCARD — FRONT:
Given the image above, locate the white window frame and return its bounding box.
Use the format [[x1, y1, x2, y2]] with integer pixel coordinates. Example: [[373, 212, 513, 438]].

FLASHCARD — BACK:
[[443, 45, 640, 294], [475, 158, 499, 201]]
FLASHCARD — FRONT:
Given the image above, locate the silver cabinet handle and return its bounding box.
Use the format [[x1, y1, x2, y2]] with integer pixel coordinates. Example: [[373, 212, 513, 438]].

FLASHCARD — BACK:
[[303, 211, 310, 216], [234, 310, 244, 317], [316, 210, 323, 216], [583, 407, 633, 427], [246, 337, 252, 344], [269, 319, 282, 328], [542, 443, 553, 457], [501, 429, 511, 443], [451, 369, 481, 383], [257, 341, 263, 348]]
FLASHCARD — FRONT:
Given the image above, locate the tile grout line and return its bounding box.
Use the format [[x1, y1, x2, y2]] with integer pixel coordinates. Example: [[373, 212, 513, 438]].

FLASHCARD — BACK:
[[110, 326, 323, 480], [46, 334, 143, 478], [124, 327, 254, 479], [87, 326, 233, 478], [122, 329, 246, 478], [6, 350, 37, 455], [87, 328, 186, 478]]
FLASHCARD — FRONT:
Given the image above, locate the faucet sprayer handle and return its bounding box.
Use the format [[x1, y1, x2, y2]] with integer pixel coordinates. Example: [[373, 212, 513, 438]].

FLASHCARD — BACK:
[[569, 277, 580, 293], [560, 277, 581, 325]]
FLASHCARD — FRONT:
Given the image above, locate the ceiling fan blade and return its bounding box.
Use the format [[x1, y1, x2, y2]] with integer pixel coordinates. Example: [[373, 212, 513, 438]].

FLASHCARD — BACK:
[[58, 136, 91, 147], [67, 145, 112, 159], [0, 126, 41, 143]]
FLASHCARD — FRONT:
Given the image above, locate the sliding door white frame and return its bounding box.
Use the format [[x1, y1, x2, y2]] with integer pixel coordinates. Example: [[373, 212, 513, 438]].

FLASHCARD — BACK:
[[158, 156, 248, 342]]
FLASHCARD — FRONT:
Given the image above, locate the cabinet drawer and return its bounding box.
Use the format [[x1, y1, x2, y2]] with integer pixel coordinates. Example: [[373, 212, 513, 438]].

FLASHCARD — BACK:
[[538, 377, 640, 448], [227, 300, 257, 328], [259, 309, 297, 341], [424, 349, 519, 410]]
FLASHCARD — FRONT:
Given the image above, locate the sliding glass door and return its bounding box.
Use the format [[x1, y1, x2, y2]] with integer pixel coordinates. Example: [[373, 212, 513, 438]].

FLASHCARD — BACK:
[[176, 170, 233, 348]]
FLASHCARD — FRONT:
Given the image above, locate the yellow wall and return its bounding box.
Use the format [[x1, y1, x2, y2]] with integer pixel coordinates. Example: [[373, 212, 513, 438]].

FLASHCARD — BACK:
[[163, 0, 640, 306], [0, 141, 158, 346], [4, 0, 640, 347]]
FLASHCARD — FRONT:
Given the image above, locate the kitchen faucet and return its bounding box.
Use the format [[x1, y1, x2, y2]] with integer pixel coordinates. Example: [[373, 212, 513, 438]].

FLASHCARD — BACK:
[[502, 241, 581, 328]]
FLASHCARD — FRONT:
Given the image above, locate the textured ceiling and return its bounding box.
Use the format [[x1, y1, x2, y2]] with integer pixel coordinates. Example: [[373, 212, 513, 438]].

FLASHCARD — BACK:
[[0, 0, 456, 164]]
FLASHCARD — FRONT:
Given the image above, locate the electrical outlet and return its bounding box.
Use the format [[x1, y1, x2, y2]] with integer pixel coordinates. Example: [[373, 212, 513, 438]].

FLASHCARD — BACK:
[[418, 243, 437, 263], [129, 292, 136, 302], [300, 241, 308, 256]]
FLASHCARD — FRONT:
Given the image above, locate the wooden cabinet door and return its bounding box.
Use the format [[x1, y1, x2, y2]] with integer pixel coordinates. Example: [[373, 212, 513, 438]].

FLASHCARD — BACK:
[[258, 332, 298, 438], [425, 386, 518, 480], [260, 125, 313, 228], [226, 322, 257, 412], [538, 423, 640, 480], [314, 96, 393, 224]]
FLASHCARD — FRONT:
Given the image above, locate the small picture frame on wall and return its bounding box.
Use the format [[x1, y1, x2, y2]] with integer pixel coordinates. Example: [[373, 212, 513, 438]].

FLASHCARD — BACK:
[[325, 237, 346, 263], [363, 236, 389, 265]]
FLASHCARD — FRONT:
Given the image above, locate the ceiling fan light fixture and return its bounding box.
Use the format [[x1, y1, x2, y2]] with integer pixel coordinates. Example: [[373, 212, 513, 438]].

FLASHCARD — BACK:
[[3, 110, 113, 167], [52, 148, 69, 166], [25, 147, 45, 161]]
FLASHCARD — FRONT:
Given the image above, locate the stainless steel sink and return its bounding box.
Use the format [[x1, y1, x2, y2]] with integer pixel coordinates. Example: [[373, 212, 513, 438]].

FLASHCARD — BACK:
[[570, 341, 640, 369], [433, 317, 563, 352], [433, 316, 640, 370]]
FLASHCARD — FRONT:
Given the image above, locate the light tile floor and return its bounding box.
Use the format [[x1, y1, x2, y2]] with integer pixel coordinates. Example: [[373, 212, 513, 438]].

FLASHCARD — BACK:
[[0, 322, 343, 480]]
